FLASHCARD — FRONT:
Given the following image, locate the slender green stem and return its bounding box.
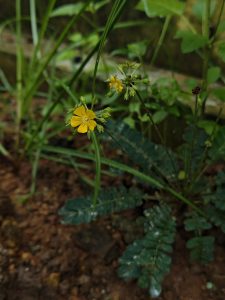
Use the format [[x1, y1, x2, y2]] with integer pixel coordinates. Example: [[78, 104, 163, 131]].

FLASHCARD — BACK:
[[201, 0, 211, 114], [185, 94, 199, 185], [150, 15, 171, 65], [16, 0, 23, 134], [29, 0, 57, 71], [30, 0, 38, 47], [188, 108, 223, 193], [91, 132, 101, 207], [135, 90, 178, 180], [92, 0, 127, 107], [213, 0, 225, 40]]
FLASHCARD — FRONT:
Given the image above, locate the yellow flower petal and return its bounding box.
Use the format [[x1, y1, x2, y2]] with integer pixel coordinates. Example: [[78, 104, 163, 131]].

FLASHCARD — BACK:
[[86, 109, 96, 119], [70, 116, 82, 127], [74, 105, 86, 116], [88, 120, 97, 131], [77, 123, 88, 133]]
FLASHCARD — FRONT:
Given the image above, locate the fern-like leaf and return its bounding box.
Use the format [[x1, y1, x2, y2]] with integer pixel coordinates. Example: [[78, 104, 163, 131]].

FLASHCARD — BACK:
[[184, 212, 214, 264], [179, 125, 208, 173], [186, 236, 215, 264], [59, 187, 144, 224], [105, 121, 178, 181], [118, 203, 176, 298], [204, 172, 225, 232]]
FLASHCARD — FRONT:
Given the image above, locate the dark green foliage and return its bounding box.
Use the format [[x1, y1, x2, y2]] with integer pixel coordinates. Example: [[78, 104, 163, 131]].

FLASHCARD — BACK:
[[118, 204, 176, 298], [206, 206, 225, 233], [184, 213, 214, 264], [106, 121, 178, 180], [59, 187, 144, 224], [209, 127, 225, 161], [184, 214, 212, 232], [204, 172, 225, 233], [179, 125, 208, 173], [186, 236, 215, 264]]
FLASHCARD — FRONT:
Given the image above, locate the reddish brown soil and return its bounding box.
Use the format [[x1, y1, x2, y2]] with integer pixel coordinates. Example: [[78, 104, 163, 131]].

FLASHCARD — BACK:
[[0, 156, 225, 300]]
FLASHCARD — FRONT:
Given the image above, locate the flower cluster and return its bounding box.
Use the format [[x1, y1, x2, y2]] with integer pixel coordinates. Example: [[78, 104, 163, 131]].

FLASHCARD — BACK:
[[107, 61, 149, 100]]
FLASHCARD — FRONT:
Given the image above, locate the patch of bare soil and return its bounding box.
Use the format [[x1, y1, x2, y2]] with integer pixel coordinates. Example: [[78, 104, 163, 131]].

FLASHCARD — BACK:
[[0, 157, 225, 300]]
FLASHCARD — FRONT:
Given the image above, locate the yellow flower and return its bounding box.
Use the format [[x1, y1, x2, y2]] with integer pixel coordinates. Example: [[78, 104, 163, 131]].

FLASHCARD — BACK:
[[108, 75, 123, 93], [70, 105, 97, 133]]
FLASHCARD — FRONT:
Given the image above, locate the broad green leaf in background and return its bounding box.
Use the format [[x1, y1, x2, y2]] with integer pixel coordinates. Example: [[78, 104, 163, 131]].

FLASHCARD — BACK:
[[127, 40, 148, 59], [51, 3, 84, 17], [209, 127, 225, 161], [192, 0, 216, 20], [212, 87, 225, 101], [136, 0, 185, 18], [51, 1, 109, 17], [175, 31, 208, 53], [218, 42, 225, 63], [152, 110, 168, 124], [207, 67, 221, 84]]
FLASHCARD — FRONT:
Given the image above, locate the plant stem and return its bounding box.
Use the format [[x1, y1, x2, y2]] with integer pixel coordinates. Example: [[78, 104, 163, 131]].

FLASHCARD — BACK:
[[201, 0, 211, 114], [16, 0, 23, 142], [91, 132, 101, 207], [150, 15, 171, 66], [135, 90, 178, 180]]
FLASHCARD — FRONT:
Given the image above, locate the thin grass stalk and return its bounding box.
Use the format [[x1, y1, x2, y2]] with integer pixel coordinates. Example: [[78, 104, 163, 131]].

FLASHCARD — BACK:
[[30, 0, 38, 47], [201, 0, 211, 114], [29, 0, 57, 71], [91, 132, 101, 206], [92, 0, 127, 107], [150, 15, 171, 65], [16, 0, 23, 137]]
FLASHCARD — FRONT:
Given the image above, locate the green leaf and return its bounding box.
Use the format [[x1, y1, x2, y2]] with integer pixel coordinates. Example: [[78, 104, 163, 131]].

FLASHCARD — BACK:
[[175, 31, 208, 53], [51, 3, 84, 17], [217, 20, 225, 34], [59, 187, 144, 224], [152, 110, 168, 124], [218, 42, 225, 63], [184, 214, 212, 231], [105, 121, 178, 180], [198, 120, 219, 135], [207, 67, 221, 84], [137, 0, 185, 17], [118, 204, 176, 298], [128, 40, 148, 58], [192, 0, 216, 20], [209, 127, 225, 161], [212, 87, 225, 101], [186, 236, 214, 264]]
